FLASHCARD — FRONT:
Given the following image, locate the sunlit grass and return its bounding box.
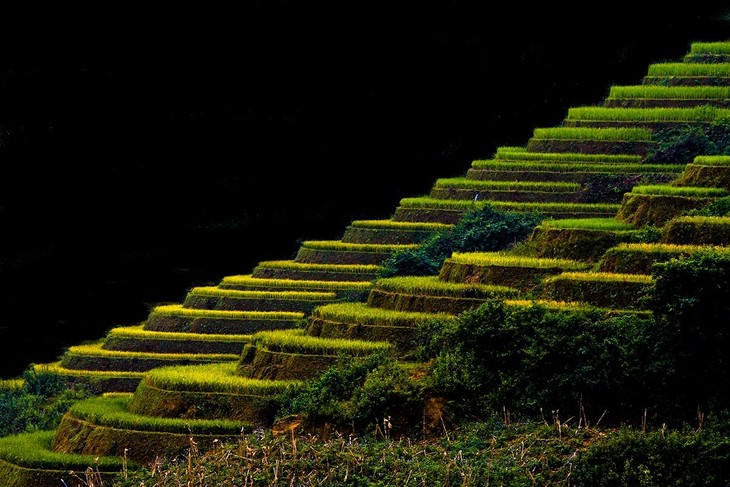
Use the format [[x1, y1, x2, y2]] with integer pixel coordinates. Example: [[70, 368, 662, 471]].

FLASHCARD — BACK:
[[689, 42, 730, 55], [447, 251, 591, 270], [221, 275, 373, 291], [313, 301, 454, 326], [372, 275, 518, 297], [64, 343, 239, 362], [251, 329, 393, 355], [433, 178, 580, 191], [187, 286, 337, 301], [608, 85, 730, 99], [493, 150, 641, 163], [144, 362, 304, 394], [152, 303, 304, 320], [566, 106, 730, 122], [531, 127, 653, 141], [537, 217, 636, 231], [107, 325, 252, 343], [300, 241, 420, 252], [630, 185, 729, 197], [544, 271, 653, 284], [254, 260, 382, 273], [692, 155, 730, 166], [349, 220, 452, 231], [647, 62, 730, 77]]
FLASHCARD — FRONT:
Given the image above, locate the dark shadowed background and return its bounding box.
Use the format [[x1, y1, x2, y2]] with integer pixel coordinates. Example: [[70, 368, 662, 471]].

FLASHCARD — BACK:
[[0, 3, 728, 378]]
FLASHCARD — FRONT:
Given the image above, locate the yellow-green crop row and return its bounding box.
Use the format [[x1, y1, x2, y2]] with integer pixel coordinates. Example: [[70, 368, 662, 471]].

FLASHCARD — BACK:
[[566, 106, 730, 122], [669, 215, 730, 225], [188, 286, 337, 301], [398, 197, 620, 213], [314, 302, 454, 326], [64, 343, 239, 362], [693, 155, 730, 166], [647, 62, 730, 77], [349, 220, 452, 231], [254, 260, 382, 273], [545, 271, 653, 284], [610, 242, 729, 254], [221, 276, 372, 291], [108, 325, 252, 343], [538, 217, 637, 231], [470, 160, 686, 173], [0, 430, 130, 470], [144, 362, 304, 394], [300, 241, 420, 252], [494, 150, 641, 163], [69, 395, 249, 434], [36, 362, 145, 379], [630, 185, 729, 197], [607, 85, 730, 99], [0, 379, 23, 390], [531, 127, 653, 141], [689, 42, 730, 55], [494, 145, 528, 155], [152, 303, 304, 320], [251, 329, 393, 355], [433, 178, 580, 191], [372, 275, 518, 297], [448, 251, 590, 270]]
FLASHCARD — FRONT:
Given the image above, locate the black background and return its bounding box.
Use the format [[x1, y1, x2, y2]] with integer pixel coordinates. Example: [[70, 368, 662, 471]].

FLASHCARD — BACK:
[[0, 3, 728, 378]]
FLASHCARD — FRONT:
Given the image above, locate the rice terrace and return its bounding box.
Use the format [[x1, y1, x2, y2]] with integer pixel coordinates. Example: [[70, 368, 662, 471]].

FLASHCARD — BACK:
[[5, 31, 730, 487]]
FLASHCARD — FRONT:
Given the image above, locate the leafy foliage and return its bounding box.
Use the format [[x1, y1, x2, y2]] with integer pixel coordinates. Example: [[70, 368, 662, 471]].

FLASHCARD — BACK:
[[420, 300, 651, 423], [378, 204, 543, 278], [646, 249, 730, 421], [276, 351, 425, 433], [646, 122, 730, 164], [0, 367, 91, 436]]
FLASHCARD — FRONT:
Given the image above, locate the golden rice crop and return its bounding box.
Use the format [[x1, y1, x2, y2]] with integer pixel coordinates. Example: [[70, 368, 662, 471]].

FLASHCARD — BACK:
[[188, 286, 337, 301], [372, 275, 518, 297], [251, 329, 392, 355], [300, 241, 420, 252], [254, 260, 381, 273], [107, 325, 251, 343], [349, 220, 452, 231], [313, 301, 454, 325], [221, 275, 372, 291], [152, 304, 303, 320], [448, 252, 590, 270], [433, 178, 580, 191], [65, 343, 239, 361], [470, 160, 685, 173], [546, 271, 653, 283], [538, 217, 636, 231], [630, 185, 729, 196]]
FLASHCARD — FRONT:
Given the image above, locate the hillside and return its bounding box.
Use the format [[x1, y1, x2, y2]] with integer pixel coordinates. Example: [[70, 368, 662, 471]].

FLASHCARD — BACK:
[[2, 36, 730, 487]]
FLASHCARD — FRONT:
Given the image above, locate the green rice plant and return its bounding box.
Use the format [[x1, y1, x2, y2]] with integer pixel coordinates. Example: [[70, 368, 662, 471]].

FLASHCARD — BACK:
[[566, 106, 730, 122], [470, 160, 685, 173], [494, 145, 528, 156], [531, 127, 653, 141], [493, 150, 641, 163], [107, 325, 252, 343], [220, 275, 372, 291], [689, 42, 730, 55], [448, 251, 591, 270], [537, 217, 637, 231], [37, 361, 145, 379], [254, 260, 381, 273], [152, 303, 304, 320], [693, 155, 730, 166], [313, 301, 453, 326], [300, 241, 420, 252], [64, 343, 239, 362], [545, 271, 653, 284], [251, 329, 393, 356], [613, 242, 729, 254], [647, 62, 730, 77], [670, 215, 730, 225], [490, 201, 621, 213], [398, 197, 620, 213], [187, 286, 337, 301], [349, 220, 452, 231], [68, 395, 248, 434], [0, 430, 129, 470], [630, 185, 729, 196], [433, 178, 580, 191], [608, 85, 730, 99], [144, 362, 304, 395], [372, 275, 517, 297]]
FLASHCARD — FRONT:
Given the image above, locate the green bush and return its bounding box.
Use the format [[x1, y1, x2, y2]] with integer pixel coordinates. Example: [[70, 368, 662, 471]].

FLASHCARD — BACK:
[[646, 249, 730, 421], [0, 366, 91, 436], [378, 204, 543, 278], [646, 122, 730, 164], [421, 299, 651, 423], [572, 426, 730, 486], [276, 351, 424, 433], [689, 195, 730, 216]]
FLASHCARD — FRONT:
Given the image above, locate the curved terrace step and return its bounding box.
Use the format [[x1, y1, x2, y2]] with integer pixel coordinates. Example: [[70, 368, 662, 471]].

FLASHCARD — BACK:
[[339, 219, 453, 245], [144, 304, 306, 334], [252, 260, 382, 281], [218, 274, 373, 299], [293, 240, 419, 265], [598, 242, 730, 274], [525, 126, 654, 156], [537, 271, 654, 310], [437, 251, 592, 292], [181, 286, 340, 313], [603, 85, 730, 108], [642, 61, 730, 86], [615, 184, 729, 227], [429, 177, 593, 203]]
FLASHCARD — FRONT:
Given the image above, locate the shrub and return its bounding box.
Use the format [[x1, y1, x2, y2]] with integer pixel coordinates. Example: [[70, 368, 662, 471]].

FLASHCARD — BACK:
[[276, 351, 424, 434], [646, 122, 730, 164], [646, 249, 730, 421], [421, 299, 651, 423], [378, 204, 543, 278], [0, 366, 91, 436]]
